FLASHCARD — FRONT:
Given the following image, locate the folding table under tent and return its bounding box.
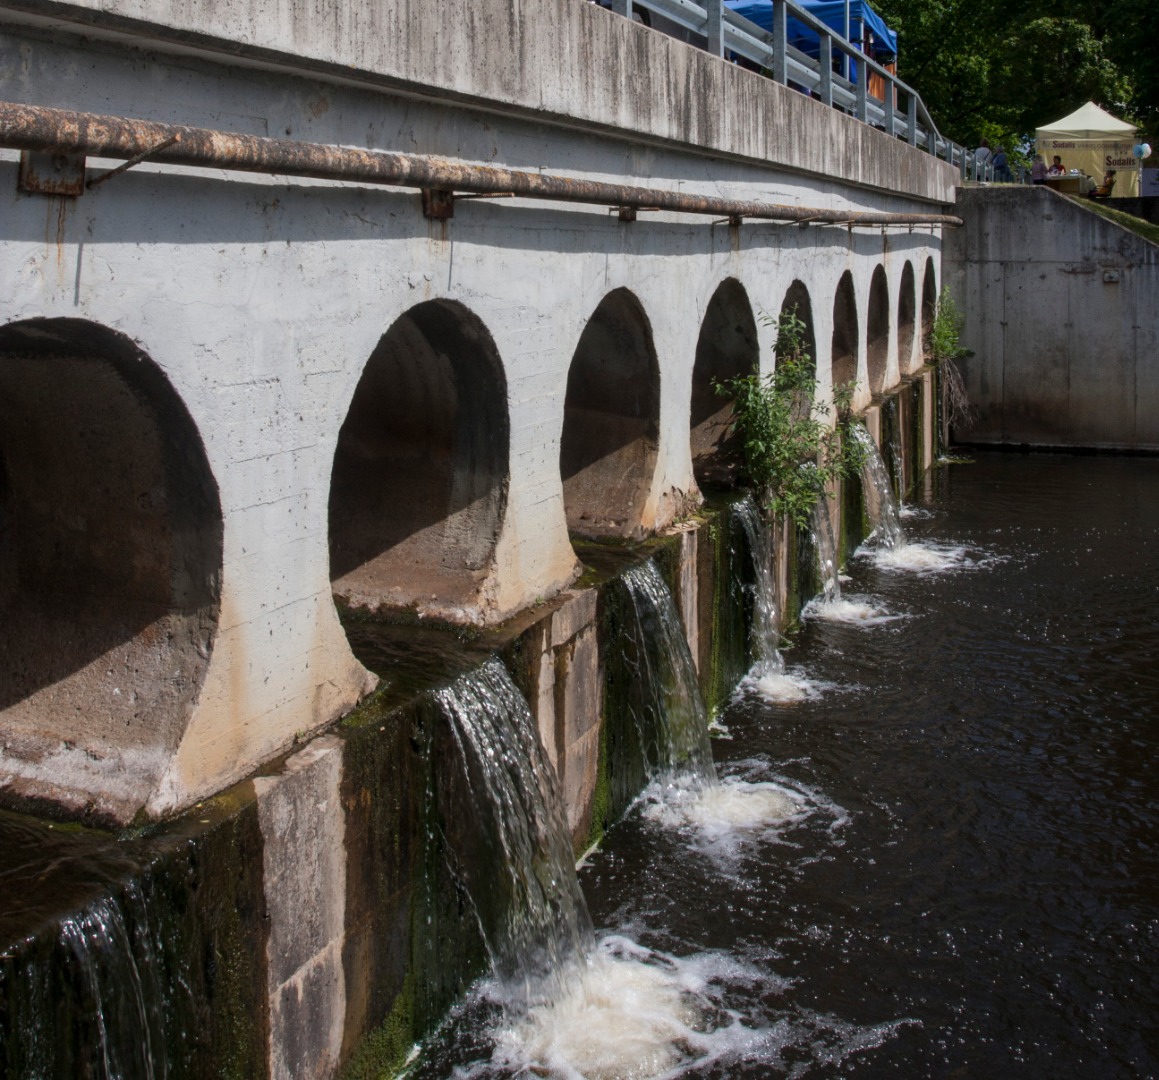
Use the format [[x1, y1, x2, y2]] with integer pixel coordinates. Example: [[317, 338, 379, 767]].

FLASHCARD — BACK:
[[1036, 101, 1139, 198]]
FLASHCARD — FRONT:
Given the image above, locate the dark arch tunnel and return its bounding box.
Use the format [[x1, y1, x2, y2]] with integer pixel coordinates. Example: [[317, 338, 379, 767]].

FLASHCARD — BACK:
[[778, 278, 818, 392], [922, 258, 938, 361], [328, 300, 510, 617], [560, 288, 660, 538], [689, 278, 759, 489], [898, 261, 917, 375], [831, 271, 859, 393], [0, 318, 222, 767], [866, 265, 891, 396]]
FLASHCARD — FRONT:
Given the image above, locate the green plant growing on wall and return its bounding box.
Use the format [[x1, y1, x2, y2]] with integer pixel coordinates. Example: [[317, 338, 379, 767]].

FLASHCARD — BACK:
[[929, 286, 976, 431], [715, 308, 864, 529]]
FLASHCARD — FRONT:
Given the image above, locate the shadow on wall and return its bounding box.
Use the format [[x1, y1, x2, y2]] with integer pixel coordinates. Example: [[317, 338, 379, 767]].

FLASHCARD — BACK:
[[832, 270, 859, 391], [329, 300, 509, 621], [690, 279, 759, 489], [897, 261, 917, 375], [866, 265, 890, 396], [0, 319, 222, 808], [921, 257, 937, 360], [560, 288, 660, 539]]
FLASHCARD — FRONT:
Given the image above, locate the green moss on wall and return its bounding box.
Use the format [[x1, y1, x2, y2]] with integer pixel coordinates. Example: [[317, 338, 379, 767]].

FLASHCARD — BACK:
[[339, 973, 416, 1080]]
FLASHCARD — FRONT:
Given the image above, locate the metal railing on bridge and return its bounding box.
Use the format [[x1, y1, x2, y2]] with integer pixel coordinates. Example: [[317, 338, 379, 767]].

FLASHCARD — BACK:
[[602, 0, 994, 183]]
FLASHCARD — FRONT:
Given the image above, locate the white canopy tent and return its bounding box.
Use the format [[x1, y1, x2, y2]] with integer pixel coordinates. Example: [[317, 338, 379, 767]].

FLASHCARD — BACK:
[[1036, 101, 1139, 197]]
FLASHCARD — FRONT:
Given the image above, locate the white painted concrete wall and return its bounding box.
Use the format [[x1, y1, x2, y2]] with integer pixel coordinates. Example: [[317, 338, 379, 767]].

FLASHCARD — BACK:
[[0, 9, 947, 819]]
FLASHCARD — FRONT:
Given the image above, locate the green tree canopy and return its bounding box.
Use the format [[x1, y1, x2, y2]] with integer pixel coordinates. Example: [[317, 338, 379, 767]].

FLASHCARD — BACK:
[[875, 0, 1157, 152]]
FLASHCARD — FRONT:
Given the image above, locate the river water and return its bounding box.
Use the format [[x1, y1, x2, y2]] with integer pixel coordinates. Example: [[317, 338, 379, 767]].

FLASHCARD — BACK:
[[422, 452, 1159, 1078]]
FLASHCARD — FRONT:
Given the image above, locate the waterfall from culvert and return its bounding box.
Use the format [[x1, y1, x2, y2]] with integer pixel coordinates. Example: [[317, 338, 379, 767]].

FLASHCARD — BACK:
[[850, 423, 906, 549], [4, 882, 168, 1080], [436, 658, 594, 993], [618, 561, 716, 787], [730, 495, 784, 675], [812, 497, 842, 601]]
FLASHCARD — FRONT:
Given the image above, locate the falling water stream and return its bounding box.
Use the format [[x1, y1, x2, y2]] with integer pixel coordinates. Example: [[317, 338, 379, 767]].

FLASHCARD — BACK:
[[418, 453, 1159, 1077], [3, 456, 1159, 1077]]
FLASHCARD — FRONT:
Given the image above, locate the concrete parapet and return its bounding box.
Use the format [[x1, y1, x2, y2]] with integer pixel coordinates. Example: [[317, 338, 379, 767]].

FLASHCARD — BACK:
[[0, 0, 956, 206]]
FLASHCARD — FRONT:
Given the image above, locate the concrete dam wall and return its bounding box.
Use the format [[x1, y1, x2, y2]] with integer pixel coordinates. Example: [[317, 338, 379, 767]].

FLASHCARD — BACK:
[[0, 1, 962, 1074], [944, 186, 1159, 450], [0, 0, 955, 823]]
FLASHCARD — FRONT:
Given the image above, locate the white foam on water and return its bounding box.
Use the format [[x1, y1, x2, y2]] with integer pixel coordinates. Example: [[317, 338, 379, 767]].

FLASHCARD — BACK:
[[898, 504, 934, 521], [862, 540, 969, 574], [635, 764, 847, 863], [459, 934, 911, 1079], [642, 776, 804, 836], [802, 594, 901, 626], [707, 716, 733, 739], [736, 665, 862, 708], [748, 669, 814, 703]]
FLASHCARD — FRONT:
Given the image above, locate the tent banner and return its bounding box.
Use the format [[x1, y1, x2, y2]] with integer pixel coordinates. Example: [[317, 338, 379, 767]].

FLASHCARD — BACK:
[[1036, 137, 1140, 197]]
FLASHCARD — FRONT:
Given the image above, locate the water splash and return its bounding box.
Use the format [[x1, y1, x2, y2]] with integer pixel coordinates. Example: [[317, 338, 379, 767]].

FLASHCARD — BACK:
[[618, 561, 715, 786], [851, 423, 970, 576], [639, 757, 848, 865], [850, 423, 905, 550], [436, 658, 594, 989], [802, 594, 901, 625], [866, 540, 971, 574], [730, 496, 783, 673], [747, 668, 838, 702], [460, 933, 911, 1080]]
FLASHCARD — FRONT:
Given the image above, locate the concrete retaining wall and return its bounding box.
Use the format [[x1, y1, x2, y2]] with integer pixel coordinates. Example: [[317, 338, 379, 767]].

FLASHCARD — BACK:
[[0, 371, 937, 1078], [944, 186, 1159, 450], [0, 11, 946, 821]]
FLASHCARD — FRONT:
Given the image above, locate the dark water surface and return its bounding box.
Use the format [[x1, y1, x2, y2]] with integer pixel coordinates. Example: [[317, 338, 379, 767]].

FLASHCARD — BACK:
[[576, 453, 1159, 1078]]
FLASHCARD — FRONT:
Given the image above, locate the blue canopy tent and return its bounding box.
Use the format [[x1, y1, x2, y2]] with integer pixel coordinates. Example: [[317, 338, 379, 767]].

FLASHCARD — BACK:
[[725, 0, 898, 83]]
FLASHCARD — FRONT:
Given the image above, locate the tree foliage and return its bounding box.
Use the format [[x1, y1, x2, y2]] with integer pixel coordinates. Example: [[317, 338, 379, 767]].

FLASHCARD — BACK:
[[876, 0, 1157, 149], [715, 310, 864, 529]]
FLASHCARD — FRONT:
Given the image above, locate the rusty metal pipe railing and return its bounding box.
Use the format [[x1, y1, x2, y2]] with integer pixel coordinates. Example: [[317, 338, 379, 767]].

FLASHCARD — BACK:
[[0, 102, 961, 227]]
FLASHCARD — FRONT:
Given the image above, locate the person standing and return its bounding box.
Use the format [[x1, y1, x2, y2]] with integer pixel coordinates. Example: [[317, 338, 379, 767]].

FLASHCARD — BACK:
[[992, 145, 1013, 182], [1030, 154, 1048, 184]]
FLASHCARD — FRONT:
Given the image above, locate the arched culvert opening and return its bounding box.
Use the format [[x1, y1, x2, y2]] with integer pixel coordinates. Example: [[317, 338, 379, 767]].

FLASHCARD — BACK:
[[921, 258, 938, 360], [897, 262, 917, 374], [0, 319, 222, 808], [866, 265, 890, 396], [778, 280, 818, 418], [560, 288, 660, 538], [831, 271, 859, 393], [329, 301, 509, 620], [690, 279, 759, 488]]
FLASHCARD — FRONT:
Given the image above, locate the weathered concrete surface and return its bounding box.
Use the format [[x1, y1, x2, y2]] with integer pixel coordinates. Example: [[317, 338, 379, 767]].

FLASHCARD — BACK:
[[0, 10, 947, 821], [0, 0, 958, 205], [0, 378, 935, 1079], [944, 186, 1159, 449], [529, 588, 602, 844], [256, 737, 347, 1080]]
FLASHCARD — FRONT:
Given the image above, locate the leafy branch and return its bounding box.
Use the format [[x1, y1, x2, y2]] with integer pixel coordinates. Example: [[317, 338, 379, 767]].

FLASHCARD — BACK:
[[715, 308, 865, 530], [928, 286, 976, 431]]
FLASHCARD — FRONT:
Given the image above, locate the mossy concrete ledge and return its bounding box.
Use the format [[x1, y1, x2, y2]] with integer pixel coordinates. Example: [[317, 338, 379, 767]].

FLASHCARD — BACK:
[[0, 376, 936, 1080]]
